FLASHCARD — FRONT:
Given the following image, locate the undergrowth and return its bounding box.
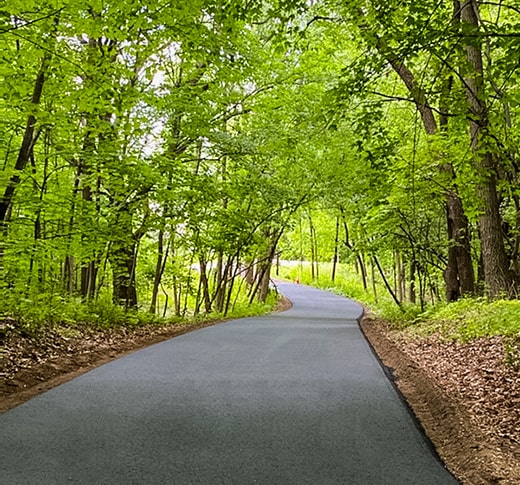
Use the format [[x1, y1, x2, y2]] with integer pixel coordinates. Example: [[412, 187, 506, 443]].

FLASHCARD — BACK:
[[0, 287, 279, 339], [411, 298, 520, 340]]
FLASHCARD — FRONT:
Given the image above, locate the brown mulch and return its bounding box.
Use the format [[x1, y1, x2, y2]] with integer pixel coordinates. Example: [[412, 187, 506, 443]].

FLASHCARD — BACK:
[[360, 316, 520, 485]]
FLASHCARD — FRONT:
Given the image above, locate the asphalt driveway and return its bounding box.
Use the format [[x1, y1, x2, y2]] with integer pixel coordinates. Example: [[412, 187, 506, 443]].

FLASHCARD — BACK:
[[0, 282, 458, 484]]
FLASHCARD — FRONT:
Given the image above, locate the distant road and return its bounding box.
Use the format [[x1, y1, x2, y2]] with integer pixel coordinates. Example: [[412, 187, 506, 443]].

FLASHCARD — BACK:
[[1, 282, 457, 484]]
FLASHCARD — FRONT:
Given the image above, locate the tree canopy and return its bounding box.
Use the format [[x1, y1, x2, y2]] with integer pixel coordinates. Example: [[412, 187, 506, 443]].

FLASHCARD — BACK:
[[2, 0, 520, 320]]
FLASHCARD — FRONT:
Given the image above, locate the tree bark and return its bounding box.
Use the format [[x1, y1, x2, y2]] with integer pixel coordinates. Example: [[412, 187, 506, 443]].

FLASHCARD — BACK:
[[150, 229, 168, 314], [111, 242, 138, 309], [384, 41, 475, 300], [373, 255, 403, 310], [199, 256, 212, 313], [110, 210, 143, 309], [0, 49, 51, 227], [460, 0, 514, 296], [332, 215, 340, 282]]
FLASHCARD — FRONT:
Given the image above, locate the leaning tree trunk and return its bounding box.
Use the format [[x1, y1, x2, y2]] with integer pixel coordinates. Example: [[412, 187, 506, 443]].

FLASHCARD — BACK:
[[385, 46, 475, 301], [0, 11, 59, 231], [0, 51, 51, 279]]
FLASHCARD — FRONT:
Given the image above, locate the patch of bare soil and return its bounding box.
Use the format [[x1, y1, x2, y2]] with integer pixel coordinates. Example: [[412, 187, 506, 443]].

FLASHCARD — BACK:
[[0, 297, 293, 414], [360, 316, 520, 485]]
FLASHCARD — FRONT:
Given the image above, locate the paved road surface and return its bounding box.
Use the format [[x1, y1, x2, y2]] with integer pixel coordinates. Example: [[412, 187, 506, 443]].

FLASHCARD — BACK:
[[1, 283, 458, 484]]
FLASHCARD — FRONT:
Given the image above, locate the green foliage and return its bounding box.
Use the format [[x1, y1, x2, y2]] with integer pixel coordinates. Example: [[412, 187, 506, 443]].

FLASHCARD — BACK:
[[3, 0, 520, 334], [0, 289, 161, 332], [411, 299, 520, 341], [1, 281, 281, 338], [278, 261, 424, 323]]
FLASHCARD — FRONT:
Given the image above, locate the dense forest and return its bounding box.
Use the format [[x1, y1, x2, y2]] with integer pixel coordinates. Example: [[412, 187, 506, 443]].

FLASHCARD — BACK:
[[2, 0, 520, 323]]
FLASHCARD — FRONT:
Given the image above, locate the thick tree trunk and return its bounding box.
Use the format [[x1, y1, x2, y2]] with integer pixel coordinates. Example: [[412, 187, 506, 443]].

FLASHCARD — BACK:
[[439, 56, 475, 300], [81, 261, 98, 301], [110, 210, 142, 309], [79, 35, 117, 300], [460, 0, 514, 296], [250, 230, 282, 303], [440, 178, 475, 300], [386, 43, 475, 300], [258, 261, 272, 303], [244, 260, 255, 286], [63, 256, 76, 294], [111, 242, 138, 309]]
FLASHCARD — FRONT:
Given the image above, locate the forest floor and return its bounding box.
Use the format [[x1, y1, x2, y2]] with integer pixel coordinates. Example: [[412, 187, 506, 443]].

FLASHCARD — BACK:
[[1, 301, 519, 484], [360, 316, 520, 485]]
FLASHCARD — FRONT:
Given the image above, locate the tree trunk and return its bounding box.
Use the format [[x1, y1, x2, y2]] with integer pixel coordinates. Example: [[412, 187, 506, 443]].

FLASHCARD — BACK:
[[409, 261, 417, 304], [199, 256, 212, 313], [150, 230, 167, 314], [332, 215, 340, 282], [370, 257, 377, 302], [111, 242, 138, 309], [110, 211, 142, 309], [309, 216, 316, 280], [373, 255, 403, 310], [396, 252, 405, 302], [379, 12, 475, 300], [81, 261, 98, 301], [439, 60, 475, 300], [250, 230, 283, 303], [0, 51, 50, 226], [0, 52, 50, 279], [460, 0, 514, 296], [214, 251, 227, 313], [79, 176, 98, 300]]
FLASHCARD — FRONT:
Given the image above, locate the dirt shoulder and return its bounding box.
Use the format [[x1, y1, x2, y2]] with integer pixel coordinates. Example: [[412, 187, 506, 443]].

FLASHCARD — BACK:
[[0, 297, 293, 414], [360, 316, 520, 485], [0, 318, 229, 414]]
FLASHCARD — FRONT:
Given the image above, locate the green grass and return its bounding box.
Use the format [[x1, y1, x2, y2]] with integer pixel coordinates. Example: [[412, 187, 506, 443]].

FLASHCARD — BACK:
[[412, 298, 520, 341]]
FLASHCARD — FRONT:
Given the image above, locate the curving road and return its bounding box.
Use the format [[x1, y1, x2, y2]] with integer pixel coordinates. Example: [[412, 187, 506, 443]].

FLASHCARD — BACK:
[[1, 283, 458, 484]]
